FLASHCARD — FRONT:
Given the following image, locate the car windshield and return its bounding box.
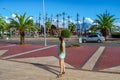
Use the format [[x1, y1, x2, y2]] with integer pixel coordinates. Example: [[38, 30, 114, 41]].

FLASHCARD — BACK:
[[88, 34, 97, 37]]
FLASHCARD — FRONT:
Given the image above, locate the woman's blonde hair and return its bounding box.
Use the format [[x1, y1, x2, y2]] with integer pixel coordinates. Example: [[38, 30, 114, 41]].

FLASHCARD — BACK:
[[59, 36, 64, 53]]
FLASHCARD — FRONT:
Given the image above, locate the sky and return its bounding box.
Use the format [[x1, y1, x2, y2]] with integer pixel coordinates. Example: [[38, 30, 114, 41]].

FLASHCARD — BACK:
[[1, 0, 120, 25]]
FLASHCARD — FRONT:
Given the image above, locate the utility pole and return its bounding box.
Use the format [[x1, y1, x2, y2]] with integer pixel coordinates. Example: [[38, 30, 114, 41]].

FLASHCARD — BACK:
[[82, 17, 85, 36], [39, 12, 41, 29], [42, 0, 46, 46]]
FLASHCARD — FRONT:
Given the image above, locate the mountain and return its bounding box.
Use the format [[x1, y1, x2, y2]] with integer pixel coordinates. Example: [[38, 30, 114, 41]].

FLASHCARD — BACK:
[[76, 17, 93, 32]]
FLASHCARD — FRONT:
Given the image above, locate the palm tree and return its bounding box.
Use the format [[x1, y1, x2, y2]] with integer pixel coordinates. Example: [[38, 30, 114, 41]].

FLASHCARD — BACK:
[[76, 13, 79, 24], [89, 25, 98, 34], [45, 21, 52, 35], [50, 25, 57, 36], [94, 11, 117, 40], [9, 13, 37, 44], [50, 14, 53, 23], [45, 13, 48, 22], [56, 14, 61, 27], [0, 16, 8, 39], [62, 12, 66, 28], [67, 15, 71, 27], [68, 22, 76, 33]]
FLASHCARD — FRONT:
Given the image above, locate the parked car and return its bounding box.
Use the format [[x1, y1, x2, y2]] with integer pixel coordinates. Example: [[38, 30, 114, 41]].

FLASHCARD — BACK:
[[82, 34, 105, 43]]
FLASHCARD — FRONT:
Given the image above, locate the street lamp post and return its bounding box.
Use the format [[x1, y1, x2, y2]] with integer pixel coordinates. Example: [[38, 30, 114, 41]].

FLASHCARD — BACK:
[[42, 0, 47, 46], [82, 17, 85, 36]]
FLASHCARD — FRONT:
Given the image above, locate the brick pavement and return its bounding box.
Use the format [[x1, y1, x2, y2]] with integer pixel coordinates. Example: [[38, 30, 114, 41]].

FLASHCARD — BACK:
[[0, 43, 120, 80]]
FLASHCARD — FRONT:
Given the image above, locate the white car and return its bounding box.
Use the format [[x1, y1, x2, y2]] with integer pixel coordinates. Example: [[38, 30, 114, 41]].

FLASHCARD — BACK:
[[82, 34, 105, 43]]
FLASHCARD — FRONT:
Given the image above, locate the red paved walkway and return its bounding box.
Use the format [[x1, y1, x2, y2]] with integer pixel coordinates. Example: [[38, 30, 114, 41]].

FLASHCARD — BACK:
[[13, 46, 58, 58], [65, 46, 98, 68], [13, 45, 98, 68], [0, 43, 120, 73], [94, 46, 120, 70], [1, 44, 44, 57]]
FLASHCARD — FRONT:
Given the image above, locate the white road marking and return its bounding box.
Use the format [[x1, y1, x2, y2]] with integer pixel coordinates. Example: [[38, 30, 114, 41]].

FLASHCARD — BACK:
[[100, 66, 120, 73], [0, 50, 8, 56], [2, 45, 56, 59], [82, 46, 105, 70], [0, 44, 16, 48]]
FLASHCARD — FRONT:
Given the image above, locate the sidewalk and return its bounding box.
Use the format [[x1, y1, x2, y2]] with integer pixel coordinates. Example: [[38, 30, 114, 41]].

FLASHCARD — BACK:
[[0, 57, 120, 80], [0, 43, 120, 80]]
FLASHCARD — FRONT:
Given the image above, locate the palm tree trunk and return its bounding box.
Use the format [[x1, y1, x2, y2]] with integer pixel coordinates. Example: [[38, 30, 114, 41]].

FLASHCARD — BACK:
[[109, 29, 112, 38], [101, 29, 108, 41], [20, 31, 25, 44], [1, 30, 4, 39]]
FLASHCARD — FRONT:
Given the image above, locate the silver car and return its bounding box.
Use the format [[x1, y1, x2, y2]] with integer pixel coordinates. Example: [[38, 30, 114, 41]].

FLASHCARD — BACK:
[[82, 34, 105, 43]]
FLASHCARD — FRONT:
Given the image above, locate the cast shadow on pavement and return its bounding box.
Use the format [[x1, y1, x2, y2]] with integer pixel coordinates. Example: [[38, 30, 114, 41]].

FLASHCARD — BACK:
[[5, 59, 59, 76], [3, 59, 120, 75]]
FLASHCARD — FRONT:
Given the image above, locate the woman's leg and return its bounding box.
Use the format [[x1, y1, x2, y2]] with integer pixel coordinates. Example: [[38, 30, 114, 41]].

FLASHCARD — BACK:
[[57, 59, 63, 78], [63, 59, 65, 74], [59, 59, 64, 74], [59, 59, 62, 74]]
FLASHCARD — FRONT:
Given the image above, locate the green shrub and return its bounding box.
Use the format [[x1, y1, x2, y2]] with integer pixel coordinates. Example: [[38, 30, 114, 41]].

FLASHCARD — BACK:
[[111, 32, 120, 38], [61, 29, 71, 38]]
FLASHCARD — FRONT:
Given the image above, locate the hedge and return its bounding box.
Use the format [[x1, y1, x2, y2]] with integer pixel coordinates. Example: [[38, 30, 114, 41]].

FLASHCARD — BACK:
[[61, 29, 71, 38], [111, 32, 120, 38]]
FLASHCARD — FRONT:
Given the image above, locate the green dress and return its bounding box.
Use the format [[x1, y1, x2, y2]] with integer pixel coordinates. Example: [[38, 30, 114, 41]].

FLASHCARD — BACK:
[[58, 41, 66, 59]]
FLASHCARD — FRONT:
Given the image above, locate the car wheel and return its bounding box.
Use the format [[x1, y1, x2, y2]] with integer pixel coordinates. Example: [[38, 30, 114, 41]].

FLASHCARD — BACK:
[[83, 39, 86, 43], [97, 39, 101, 43]]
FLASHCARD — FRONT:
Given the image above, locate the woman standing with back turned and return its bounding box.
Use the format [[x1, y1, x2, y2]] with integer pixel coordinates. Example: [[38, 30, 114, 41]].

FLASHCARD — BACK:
[[57, 36, 66, 78]]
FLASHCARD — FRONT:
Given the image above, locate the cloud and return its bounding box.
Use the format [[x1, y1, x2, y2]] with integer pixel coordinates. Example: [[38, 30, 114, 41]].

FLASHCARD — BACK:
[[85, 17, 94, 24], [4, 16, 8, 19], [29, 16, 33, 19], [114, 22, 120, 27], [2, 16, 10, 23], [12, 14, 16, 18], [75, 17, 94, 24], [78, 20, 82, 24]]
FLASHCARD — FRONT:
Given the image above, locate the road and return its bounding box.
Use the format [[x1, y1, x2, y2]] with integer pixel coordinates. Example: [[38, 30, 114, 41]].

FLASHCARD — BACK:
[[0, 38, 120, 46]]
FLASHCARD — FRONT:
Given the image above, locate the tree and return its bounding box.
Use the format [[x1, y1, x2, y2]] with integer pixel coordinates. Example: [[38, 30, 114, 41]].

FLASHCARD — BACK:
[[50, 25, 57, 36], [0, 16, 8, 39], [9, 13, 37, 44], [62, 12, 66, 28], [67, 15, 71, 26], [89, 24, 98, 33], [56, 14, 61, 27], [94, 11, 117, 40], [61, 29, 70, 38], [68, 22, 76, 33], [45, 21, 52, 35]]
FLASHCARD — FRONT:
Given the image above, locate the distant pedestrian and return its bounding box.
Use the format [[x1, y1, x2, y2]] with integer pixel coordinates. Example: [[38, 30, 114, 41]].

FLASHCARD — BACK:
[[57, 36, 66, 78]]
